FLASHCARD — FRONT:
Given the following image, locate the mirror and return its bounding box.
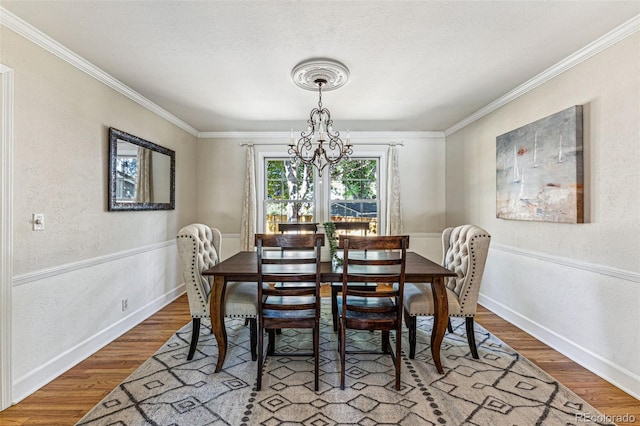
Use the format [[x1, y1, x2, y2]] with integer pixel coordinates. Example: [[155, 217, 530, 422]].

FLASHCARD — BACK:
[[108, 127, 175, 211]]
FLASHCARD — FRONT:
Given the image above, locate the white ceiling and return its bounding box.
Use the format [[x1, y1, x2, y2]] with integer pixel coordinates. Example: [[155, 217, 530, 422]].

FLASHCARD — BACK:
[[2, 1, 640, 133]]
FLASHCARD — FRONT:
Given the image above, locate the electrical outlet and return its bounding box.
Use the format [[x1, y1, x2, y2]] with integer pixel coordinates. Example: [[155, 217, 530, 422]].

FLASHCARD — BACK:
[[33, 213, 45, 231], [122, 298, 128, 311]]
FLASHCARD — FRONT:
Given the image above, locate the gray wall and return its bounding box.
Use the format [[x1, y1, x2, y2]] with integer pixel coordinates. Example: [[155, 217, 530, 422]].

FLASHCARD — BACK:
[[2, 26, 198, 401], [445, 32, 640, 398], [196, 135, 447, 260]]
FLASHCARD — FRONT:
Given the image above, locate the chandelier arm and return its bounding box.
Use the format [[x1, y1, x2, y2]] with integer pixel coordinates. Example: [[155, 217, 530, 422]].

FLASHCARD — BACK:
[[302, 107, 321, 139]]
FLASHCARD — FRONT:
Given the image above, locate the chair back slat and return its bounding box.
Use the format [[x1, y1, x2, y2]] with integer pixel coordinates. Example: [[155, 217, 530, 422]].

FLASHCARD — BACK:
[[257, 233, 323, 249], [339, 234, 407, 250], [278, 223, 319, 234]]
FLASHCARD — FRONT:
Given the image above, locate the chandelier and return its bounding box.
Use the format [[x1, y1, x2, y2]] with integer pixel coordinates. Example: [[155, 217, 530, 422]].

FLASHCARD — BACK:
[[289, 59, 352, 176]]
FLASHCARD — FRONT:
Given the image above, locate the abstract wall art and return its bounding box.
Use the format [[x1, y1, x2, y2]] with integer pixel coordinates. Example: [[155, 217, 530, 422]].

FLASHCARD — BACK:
[[496, 105, 584, 223]]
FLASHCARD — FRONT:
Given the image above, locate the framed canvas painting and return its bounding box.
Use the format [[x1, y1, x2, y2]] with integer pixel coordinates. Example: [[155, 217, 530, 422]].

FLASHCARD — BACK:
[[496, 105, 584, 223]]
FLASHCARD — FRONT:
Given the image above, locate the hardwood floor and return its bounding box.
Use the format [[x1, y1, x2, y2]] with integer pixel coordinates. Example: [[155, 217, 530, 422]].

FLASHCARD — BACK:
[[1, 293, 638, 425]]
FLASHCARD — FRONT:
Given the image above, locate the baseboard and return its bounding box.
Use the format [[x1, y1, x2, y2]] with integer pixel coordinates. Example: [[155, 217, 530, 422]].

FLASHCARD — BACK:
[[478, 293, 640, 400], [11, 284, 186, 404]]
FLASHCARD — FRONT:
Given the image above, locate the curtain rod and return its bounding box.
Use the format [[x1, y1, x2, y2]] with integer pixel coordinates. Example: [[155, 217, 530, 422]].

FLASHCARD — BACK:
[[239, 141, 404, 147]]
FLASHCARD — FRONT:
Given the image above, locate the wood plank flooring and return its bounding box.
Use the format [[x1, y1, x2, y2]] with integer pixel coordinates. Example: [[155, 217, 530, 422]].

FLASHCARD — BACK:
[[0, 292, 638, 425]]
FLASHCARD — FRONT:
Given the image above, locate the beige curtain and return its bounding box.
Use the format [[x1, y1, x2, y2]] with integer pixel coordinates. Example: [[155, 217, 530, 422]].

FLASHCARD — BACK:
[[385, 145, 403, 235], [240, 145, 257, 251], [135, 147, 151, 203]]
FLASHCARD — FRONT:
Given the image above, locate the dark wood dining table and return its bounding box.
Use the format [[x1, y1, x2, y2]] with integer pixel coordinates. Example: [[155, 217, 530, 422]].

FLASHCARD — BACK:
[[202, 250, 456, 374]]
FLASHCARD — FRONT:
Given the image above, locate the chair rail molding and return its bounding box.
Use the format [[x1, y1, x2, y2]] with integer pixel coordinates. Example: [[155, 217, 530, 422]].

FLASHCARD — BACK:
[[12, 240, 176, 287], [0, 63, 15, 411], [491, 243, 640, 283]]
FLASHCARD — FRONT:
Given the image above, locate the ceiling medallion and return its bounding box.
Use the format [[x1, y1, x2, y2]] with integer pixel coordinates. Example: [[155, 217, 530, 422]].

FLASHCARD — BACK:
[[291, 59, 350, 91], [289, 59, 352, 176]]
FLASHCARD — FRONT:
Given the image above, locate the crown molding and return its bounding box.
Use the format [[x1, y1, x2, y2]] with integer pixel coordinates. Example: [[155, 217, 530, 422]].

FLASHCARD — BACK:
[[198, 130, 444, 139], [445, 14, 640, 136], [0, 7, 199, 137]]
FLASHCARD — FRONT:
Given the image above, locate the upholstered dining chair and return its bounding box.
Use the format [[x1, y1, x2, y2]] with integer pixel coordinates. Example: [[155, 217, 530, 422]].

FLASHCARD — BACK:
[[403, 224, 491, 359], [338, 235, 409, 390], [255, 233, 324, 391], [177, 224, 258, 361]]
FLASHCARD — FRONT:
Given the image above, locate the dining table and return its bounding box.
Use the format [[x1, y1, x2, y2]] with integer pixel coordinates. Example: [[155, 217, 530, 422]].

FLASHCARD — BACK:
[[202, 250, 456, 374]]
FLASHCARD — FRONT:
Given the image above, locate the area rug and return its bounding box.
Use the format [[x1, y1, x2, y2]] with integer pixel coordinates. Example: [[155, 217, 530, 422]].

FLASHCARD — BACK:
[[76, 303, 613, 425]]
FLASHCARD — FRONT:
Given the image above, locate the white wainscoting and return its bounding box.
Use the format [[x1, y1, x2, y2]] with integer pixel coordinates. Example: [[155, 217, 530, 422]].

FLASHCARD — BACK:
[[11, 241, 184, 404], [480, 244, 640, 400]]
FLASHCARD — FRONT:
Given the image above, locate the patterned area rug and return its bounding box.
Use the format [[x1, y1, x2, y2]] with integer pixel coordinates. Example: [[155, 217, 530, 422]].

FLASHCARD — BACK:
[[76, 303, 612, 425]]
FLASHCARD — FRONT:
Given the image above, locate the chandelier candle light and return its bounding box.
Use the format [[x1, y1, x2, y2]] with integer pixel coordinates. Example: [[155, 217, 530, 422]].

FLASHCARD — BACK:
[[289, 59, 352, 176]]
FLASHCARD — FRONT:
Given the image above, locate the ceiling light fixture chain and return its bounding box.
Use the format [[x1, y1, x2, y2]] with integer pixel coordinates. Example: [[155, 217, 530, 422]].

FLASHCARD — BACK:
[[289, 59, 352, 176]]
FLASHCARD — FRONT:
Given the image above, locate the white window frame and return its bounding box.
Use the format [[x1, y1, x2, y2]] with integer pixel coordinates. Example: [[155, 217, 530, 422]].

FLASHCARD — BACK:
[[325, 154, 386, 234], [259, 154, 317, 232], [258, 149, 387, 233]]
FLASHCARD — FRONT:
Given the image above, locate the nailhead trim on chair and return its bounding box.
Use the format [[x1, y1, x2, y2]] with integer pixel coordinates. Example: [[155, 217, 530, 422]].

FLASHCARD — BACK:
[[177, 225, 257, 320], [177, 233, 209, 318], [446, 227, 491, 313]]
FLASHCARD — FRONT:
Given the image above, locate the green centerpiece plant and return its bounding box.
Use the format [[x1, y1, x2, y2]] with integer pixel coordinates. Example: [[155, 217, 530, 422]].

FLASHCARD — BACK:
[[322, 221, 343, 266]]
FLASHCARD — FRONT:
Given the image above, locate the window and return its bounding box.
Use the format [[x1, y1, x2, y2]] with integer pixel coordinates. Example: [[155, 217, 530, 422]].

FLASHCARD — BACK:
[[264, 159, 315, 233], [330, 159, 379, 235], [115, 154, 137, 201], [262, 156, 382, 235]]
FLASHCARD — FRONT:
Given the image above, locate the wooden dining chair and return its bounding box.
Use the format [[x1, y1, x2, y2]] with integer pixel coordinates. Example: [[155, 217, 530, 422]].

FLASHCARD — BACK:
[[337, 234, 409, 390], [255, 233, 324, 391], [330, 221, 376, 332]]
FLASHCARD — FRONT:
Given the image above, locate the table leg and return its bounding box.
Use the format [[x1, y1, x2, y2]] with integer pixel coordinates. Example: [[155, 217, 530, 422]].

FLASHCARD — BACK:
[[430, 276, 449, 374], [331, 285, 339, 332], [210, 275, 228, 373]]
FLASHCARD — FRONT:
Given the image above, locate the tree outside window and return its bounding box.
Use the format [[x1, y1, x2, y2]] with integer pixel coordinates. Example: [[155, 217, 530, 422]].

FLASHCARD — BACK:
[[264, 159, 315, 233]]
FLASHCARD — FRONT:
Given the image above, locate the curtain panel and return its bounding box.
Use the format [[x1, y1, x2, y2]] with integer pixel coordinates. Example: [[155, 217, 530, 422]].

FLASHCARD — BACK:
[[385, 145, 403, 235], [240, 145, 257, 251]]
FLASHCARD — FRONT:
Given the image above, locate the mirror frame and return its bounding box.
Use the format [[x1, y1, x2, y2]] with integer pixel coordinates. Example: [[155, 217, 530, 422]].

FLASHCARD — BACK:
[[108, 127, 176, 211]]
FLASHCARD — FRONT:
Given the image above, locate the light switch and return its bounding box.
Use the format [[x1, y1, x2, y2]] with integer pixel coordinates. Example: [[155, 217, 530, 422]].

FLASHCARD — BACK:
[[33, 213, 45, 231]]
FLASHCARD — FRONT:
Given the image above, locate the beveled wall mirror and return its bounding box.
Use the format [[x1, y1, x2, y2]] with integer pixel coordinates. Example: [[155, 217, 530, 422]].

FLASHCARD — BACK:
[[108, 127, 175, 211]]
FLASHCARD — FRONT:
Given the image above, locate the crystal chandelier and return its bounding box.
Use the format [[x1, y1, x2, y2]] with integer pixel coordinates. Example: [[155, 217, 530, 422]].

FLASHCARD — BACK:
[[289, 59, 352, 176]]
